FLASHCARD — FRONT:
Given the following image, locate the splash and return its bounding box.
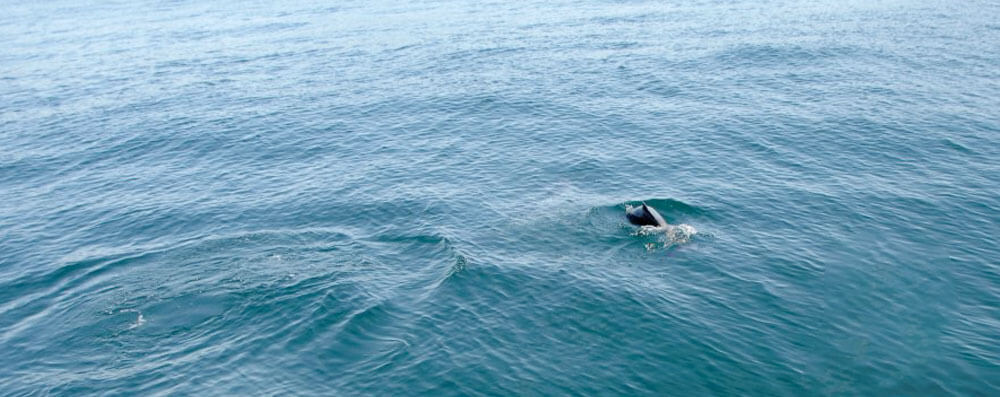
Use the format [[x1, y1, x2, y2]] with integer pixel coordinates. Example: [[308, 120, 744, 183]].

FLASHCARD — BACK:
[[120, 309, 146, 330], [624, 203, 698, 248], [633, 223, 697, 250]]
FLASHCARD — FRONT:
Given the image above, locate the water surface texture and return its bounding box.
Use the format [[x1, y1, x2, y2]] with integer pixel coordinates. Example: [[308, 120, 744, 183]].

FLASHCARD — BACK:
[[2, 0, 999, 395]]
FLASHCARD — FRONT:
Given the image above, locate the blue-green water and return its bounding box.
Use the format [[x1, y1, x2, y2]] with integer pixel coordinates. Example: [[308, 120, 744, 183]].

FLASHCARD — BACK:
[[2, 0, 999, 395]]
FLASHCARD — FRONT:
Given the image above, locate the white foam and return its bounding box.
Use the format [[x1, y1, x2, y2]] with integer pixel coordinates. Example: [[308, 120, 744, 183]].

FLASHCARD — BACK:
[[633, 223, 697, 249], [120, 309, 145, 330]]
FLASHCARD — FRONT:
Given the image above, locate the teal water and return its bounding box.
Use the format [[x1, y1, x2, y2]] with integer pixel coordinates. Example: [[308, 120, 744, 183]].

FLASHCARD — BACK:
[[2, 0, 999, 395]]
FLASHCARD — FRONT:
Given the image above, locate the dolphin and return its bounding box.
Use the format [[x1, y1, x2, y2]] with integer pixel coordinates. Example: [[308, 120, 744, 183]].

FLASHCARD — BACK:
[[626, 203, 667, 227]]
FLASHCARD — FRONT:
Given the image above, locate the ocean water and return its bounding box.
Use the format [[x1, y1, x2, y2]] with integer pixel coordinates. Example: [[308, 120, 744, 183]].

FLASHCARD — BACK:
[[2, 0, 999, 395]]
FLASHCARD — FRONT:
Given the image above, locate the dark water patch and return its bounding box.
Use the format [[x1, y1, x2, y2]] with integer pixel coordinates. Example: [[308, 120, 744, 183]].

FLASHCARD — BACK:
[[711, 43, 867, 69], [942, 138, 974, 154], [588, 12, 664, 25]]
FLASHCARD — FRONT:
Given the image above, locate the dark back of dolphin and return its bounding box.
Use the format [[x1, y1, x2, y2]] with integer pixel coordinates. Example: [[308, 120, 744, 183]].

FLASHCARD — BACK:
[[627, 203, 667, 227]]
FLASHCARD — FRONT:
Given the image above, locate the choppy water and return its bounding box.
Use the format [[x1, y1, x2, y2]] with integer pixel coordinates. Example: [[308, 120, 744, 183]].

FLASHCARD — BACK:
[[2, 0, 999, 395]]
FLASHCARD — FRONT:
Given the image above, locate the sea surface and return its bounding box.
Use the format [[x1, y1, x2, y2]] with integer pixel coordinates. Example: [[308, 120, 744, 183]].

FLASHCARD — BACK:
[[2, 0, 999, 395]]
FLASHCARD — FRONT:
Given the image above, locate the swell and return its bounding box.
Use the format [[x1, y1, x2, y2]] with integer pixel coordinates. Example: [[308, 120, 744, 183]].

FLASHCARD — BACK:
[[381, 259, 783, 395], [139, 231, 464, 394], [0, 250, 158, 344], [0, 227, 357, 338], [0, 225, 469, 394]]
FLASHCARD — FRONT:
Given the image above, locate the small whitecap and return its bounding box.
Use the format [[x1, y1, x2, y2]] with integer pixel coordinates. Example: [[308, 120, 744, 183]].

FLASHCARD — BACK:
[[119, 309, 145, 330], [665, 223, 698, 245]]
